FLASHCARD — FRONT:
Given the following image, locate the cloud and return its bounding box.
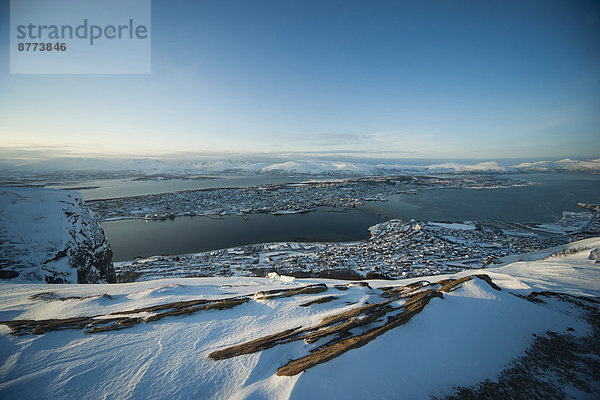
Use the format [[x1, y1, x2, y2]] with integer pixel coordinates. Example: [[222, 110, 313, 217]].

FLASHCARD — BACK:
[[0, 146, 79, 162]]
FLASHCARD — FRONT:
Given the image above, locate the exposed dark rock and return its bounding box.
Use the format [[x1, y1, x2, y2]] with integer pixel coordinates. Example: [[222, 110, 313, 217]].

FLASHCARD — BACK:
[[255, 284, 328, 300], [299, 296, 339, 307], [474, 274, 502, 291], [208, 274, 504, 375], [0, 269, 20, 279], [0, 295, 250, 336]]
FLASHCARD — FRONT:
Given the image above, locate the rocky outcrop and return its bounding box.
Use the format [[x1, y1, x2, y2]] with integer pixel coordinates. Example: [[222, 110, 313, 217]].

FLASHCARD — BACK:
[[0, 187, 116, 283], [589, 247, 600, 263]]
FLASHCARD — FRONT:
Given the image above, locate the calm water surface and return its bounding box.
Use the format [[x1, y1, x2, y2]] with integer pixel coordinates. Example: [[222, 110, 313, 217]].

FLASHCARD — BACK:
[[101, 173, 599, 261], [373, 173, 600, 223], [104, 208, 385, 261]]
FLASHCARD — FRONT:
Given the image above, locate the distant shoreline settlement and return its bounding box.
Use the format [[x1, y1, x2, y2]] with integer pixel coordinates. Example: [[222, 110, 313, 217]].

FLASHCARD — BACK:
[[114, 207, 600, 283]]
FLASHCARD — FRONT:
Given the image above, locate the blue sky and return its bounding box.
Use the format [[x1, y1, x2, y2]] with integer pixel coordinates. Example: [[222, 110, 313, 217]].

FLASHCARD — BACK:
[[0, 0, 599, 160]]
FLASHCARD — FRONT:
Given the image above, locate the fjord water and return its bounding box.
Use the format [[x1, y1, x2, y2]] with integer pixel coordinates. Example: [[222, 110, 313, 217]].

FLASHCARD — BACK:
[[375, 173, 600, 223], [104, 208, 385, 261], [102, 173, 600, 261]]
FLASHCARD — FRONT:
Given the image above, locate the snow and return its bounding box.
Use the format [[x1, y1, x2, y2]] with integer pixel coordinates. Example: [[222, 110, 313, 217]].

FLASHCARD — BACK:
[[3, 157, 600, 181], [511, 158, 600, 172], [487, 237, 600, 297], [534, 211, 594, 234], [497, 236, 600, 266], [0, 187, 114, 283], [0, 237, 598, 399], [260, 160, 369, 175], [426, 161, 506, 173], [590, 248, 600, 262], [289, 280, 584, 399], [428, 221, 476, 230]]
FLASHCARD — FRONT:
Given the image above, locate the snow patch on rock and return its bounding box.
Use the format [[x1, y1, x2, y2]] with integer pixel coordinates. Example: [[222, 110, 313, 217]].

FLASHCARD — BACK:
[[0, 187, 116, 283], [590, 247, 600, 263]]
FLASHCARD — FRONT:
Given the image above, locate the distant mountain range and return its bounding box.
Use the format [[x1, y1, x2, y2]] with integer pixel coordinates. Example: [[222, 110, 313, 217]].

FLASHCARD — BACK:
[[1, 157, 599, 179]]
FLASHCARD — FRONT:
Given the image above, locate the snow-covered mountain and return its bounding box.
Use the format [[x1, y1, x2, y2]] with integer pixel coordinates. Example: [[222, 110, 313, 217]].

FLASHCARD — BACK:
[[259, 160, 378, 175], [2, 157, 599, 180], [512, 158, 600, 173], [0, 188, 116, 283], [0, 238, 598, 399], [423, 158, 600, 173]]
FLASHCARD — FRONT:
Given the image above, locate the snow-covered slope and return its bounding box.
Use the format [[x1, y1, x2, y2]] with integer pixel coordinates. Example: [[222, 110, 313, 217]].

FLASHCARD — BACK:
[[0, 188, 116, 283], [0, 239, 598, 399]]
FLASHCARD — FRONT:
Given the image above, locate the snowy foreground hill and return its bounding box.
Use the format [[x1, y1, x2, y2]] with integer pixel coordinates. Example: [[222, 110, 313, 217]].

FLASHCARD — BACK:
[[0, 238, 599, 399]]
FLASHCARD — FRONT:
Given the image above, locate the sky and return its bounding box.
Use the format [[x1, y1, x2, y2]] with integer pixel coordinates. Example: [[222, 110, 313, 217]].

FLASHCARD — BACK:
[[0, 0, 599, 161]]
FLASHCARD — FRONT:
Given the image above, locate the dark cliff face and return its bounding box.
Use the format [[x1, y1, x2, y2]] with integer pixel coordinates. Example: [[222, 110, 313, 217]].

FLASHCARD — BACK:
[[72, 240, 117, 284], [0, 188, 117, 284], [64, 194, 117, 284]]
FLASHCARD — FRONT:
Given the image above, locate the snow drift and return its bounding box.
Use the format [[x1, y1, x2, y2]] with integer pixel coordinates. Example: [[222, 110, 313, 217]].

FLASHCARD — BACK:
[[0, 239, 598, 399]]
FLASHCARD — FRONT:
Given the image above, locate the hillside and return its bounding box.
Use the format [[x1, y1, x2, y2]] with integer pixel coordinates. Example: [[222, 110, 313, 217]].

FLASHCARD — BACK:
[[0, 187, 116, 283], [0, 238, 598, 399]]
